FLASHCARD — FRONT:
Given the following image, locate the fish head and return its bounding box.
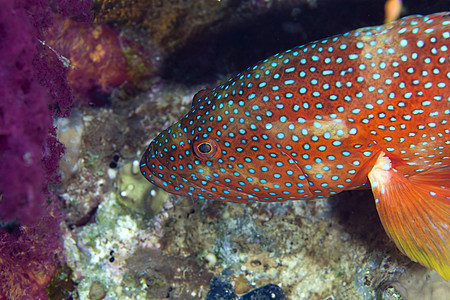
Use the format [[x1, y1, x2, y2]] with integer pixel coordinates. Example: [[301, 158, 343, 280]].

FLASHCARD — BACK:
[[140, 87, 314, 202]]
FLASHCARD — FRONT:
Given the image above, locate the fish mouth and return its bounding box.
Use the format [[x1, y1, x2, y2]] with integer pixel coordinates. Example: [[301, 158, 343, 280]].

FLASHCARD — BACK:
[[140, 149, 171, 190], [140, 158, 163, 186], [142, 154, 185, 195]]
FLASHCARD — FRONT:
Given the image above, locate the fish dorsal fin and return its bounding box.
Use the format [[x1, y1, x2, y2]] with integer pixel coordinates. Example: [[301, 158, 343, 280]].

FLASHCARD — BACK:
[[191, 88, 212, 109], [368, 152, 450, 280]]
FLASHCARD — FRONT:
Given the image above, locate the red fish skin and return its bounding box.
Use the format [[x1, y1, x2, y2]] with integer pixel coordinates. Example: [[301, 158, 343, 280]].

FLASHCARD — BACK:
[[142, 13, 449, 202], [140, 13, 450, 279]]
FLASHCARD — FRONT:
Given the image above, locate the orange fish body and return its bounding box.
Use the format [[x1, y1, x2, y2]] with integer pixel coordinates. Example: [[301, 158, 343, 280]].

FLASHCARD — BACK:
[[141, 13, 450, 279]]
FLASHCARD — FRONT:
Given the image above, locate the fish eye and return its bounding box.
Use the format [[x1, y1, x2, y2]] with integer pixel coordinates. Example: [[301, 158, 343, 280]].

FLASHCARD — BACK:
[[198, 143, 212, 154], [193, 139, 220, 160]]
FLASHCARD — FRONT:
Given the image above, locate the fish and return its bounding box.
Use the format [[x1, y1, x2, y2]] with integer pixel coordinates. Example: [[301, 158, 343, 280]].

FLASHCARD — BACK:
[[141, 13, 450, 279]]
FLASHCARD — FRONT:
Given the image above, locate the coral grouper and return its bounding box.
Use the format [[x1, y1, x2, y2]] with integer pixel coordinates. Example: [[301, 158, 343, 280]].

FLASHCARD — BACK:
[[141, 13, 450, 279]]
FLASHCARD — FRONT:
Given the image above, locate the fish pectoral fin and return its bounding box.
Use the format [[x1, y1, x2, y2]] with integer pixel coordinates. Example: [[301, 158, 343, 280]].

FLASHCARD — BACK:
[[408, 165, 450, 201], [368, 152, 450, 280]]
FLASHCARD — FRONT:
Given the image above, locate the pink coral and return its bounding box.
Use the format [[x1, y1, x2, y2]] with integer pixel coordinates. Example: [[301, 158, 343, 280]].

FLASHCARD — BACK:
[[0, 0, 90, 298], [0, 0, 90, 226], [0, 201, 63, 300], [0, 0, 59, 226]]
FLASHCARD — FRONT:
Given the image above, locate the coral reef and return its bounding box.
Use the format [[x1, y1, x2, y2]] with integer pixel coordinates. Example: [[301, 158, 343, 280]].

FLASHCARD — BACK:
[[92, 0, 450, 86], [206, 275, 287, 299], [44, 18, 153, 106], [92, 0, 384, 84], [0, 0, 94, 226], [93, 0, 320, 53], [4, 0, 444, 299], [0, 0, 90, 299], [126, 248, 214, 298], [0, 0, 66, 226], [0, 201, 64, 299], [45, 264, 77, 300], [56, 110, 85, 184]]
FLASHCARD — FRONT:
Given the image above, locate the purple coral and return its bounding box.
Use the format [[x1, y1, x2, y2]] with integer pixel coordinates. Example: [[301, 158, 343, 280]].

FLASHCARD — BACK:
[[0, 0, 56, 225], [0, 0, 90, 298], [0, 200, 64, 299], [0, 0, 91, 226]]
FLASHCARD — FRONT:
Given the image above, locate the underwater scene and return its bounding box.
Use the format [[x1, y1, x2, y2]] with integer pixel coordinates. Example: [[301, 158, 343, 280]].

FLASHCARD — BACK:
[[1, 0, 449, 299]]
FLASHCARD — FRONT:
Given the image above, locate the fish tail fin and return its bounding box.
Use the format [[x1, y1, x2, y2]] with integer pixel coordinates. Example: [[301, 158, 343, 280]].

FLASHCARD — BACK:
[[368, 152, 450, 280]]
